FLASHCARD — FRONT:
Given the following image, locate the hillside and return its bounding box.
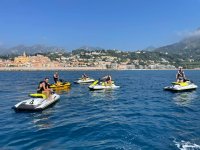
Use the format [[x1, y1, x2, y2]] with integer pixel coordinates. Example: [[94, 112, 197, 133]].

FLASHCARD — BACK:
[[155, 29, 200, 60], [154, 29, 200, 68], [2, 28, 200, 69], [0, 44, 66, 55]]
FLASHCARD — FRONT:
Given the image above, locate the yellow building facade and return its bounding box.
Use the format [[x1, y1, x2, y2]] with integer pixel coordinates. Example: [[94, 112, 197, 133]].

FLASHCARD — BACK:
[[14, 52, 29, 64]]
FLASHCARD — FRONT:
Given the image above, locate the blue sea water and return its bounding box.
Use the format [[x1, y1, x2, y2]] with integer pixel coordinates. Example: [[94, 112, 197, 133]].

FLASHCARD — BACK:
[[0, 70, 200, 150]]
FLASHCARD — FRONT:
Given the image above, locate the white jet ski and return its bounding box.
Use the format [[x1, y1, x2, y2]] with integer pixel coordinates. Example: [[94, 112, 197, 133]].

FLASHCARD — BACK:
[[164, 80, 198, 91], [13, 93, 60, 111], [74, 78, 95, 84], [88, 80, 120, 90]]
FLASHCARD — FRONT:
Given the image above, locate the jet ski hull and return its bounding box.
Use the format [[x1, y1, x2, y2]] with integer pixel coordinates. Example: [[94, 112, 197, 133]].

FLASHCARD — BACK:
[[13, 94, 60, 111], [74, 78, 95, 84], [89, 85, 120, 90], [50, 82, 71, 89], [164, 84, 198, 92]]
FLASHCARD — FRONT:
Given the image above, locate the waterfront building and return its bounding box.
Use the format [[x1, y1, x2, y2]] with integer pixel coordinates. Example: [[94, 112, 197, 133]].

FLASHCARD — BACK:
[[14, 52, 29, 65]]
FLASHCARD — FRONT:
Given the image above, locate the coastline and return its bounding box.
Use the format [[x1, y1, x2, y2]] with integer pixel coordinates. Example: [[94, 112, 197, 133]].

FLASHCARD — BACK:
[[0, 67, 107, 71], [0, 67, 199, 71]]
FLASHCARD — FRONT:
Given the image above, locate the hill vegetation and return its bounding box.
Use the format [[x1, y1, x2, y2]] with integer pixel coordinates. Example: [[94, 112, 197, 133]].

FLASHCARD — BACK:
[[155, 30, 200, 68], [1, 29, 200, 69]]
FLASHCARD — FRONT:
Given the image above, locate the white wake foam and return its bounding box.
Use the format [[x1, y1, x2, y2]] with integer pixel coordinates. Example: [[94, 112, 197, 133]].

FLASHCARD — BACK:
[[174, 140, 200, 150]]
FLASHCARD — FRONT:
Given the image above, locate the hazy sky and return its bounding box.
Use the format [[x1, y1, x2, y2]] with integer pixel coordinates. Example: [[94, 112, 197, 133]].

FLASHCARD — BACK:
[[0, 0, 200, 50]]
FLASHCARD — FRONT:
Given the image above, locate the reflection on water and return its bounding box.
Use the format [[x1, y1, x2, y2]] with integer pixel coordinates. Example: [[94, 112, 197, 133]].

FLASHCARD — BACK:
[[27, 87, 70, 130], [173, 91, 198, 106], [89, 90, 117, 101], [31, 110, 54, 130], [54, 87, 71, 95], [2, 71, 200, 149]]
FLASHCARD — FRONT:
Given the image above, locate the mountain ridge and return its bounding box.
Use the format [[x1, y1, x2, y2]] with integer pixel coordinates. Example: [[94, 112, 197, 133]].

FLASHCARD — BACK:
[[154, 37, 200, 61], [0, 44, 66, 55]]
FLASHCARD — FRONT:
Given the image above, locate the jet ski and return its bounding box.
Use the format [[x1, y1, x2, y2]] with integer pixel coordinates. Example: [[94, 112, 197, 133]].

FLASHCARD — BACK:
[[13, 93, 60, 111], [88, 80, 120, 90], [74, 77, 95, 84], [50, 80, 71, 89], [164, 80, 198, 91]]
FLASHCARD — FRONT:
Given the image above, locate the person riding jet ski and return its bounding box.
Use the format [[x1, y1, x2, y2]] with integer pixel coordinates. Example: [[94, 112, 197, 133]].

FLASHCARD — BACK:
[[89, 75, 119, 90], [37, 77, 53, 98], [53, 72, 59, 83], [105, 75, 112, 85], [101, 75, 111, 82], [82, 73, 89, 80], [176, 66, 186, 82], [98, 75, 112, 86], [164, 67, 198, 91]]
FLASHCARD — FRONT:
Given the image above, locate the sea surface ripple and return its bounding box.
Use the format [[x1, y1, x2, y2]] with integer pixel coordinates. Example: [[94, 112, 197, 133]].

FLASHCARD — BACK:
[[0, 70, 200, 150]]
